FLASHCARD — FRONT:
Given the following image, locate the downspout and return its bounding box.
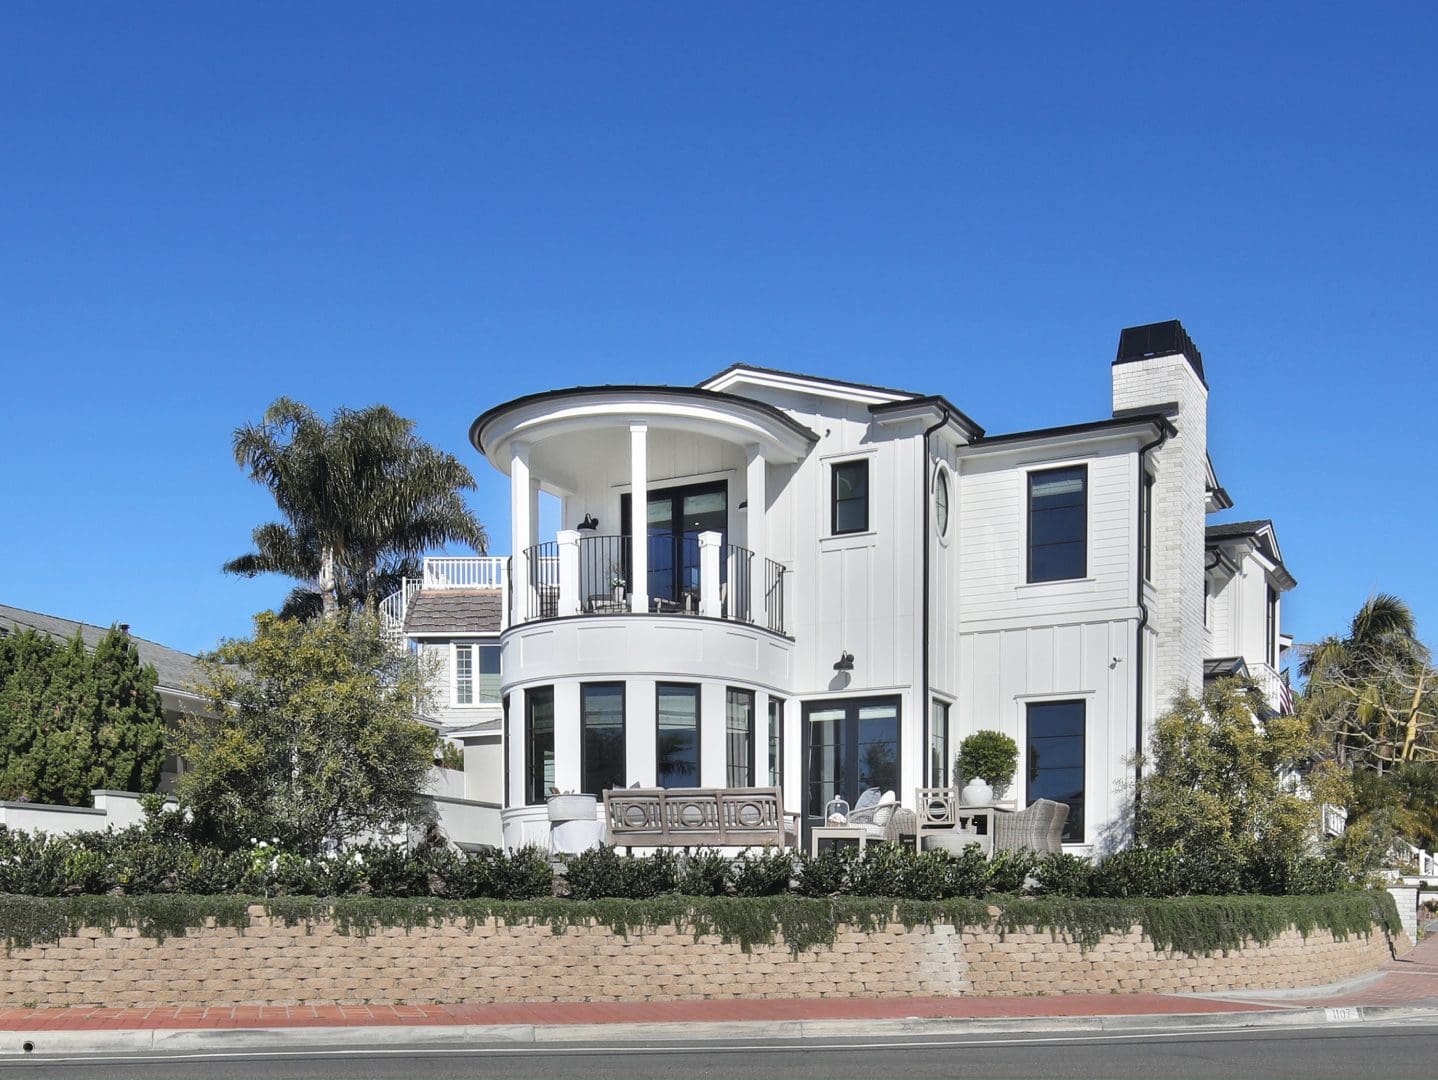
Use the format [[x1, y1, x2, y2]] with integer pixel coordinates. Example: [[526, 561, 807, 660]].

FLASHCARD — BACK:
[[1132, 421, 1171, 824], [920, 407, 950, 787]]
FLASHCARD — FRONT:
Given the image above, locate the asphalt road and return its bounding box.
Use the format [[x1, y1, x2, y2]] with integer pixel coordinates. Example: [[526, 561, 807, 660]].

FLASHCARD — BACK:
[[3, 1023, 1436, 1080]]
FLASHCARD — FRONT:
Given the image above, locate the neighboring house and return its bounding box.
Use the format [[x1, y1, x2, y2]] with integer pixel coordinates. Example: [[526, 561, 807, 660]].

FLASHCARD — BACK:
[[0, 603, 209, 793], [382, 319, 1298, 855]]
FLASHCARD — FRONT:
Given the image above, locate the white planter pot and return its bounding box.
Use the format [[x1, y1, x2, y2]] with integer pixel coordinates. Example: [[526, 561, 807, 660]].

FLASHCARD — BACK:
[[960, 779, 993, 807], [547, 794, 599, 822]]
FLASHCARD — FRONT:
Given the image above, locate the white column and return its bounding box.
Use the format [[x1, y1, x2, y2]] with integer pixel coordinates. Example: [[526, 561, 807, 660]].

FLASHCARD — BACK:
[[698, 530, 722, 617], [745, 444, 767, 624], [557, 529, 580, 616], [629, 422, 649, 613], [755, 691, 771, 787], [510, 442, 531, 626]]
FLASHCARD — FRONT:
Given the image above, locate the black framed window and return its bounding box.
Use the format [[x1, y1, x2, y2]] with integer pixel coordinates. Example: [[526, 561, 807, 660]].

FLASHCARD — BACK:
[[580, 683, 626, 794], [1266, 586, 1278, 667], [726, 689, 755, 787], [768, 697, 784, 788], [621, 480, 727, 607], [802, 697, 900, 827], [1028, 465, 1087, 582], [831, 460, 869, 535], [524, 687, 555, 806], [656, 683, 700, 788], [502, 693, 510, 807], [930, 700, 950, 788], [1141, 470, 1155, 582], [1026, 700, 1084, 843]]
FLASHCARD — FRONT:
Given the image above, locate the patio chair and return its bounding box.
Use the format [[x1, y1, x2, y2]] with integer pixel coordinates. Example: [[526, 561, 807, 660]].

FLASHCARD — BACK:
[[991, 798, 1069, 855]]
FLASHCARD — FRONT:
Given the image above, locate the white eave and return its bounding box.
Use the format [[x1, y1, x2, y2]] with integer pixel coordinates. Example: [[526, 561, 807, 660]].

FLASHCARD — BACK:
[[471, 386, 818, 475], [699, 364, 917, 407]]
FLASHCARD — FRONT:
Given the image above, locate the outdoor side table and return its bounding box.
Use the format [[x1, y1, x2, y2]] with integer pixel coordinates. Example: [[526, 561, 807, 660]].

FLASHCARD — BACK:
[[810, 825, 869, 856]]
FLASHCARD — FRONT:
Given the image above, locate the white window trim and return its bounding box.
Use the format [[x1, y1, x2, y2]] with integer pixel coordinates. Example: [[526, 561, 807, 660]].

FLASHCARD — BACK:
[[828, 454, 874, 538], [452, 642, 476, 708], [932, 461, 954, 546]]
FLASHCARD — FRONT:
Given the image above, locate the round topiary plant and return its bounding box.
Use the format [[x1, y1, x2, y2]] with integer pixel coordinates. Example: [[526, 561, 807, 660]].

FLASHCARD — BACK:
[[957, 730, 1019, 787]]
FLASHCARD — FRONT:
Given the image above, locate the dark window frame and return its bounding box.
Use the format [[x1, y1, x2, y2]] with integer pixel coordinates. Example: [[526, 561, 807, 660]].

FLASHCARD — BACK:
[[1027, 464, 1088, 583], [1025, 699, 1085, 844], [524, 686, 555, 806], [725, 688, 756, 787], [768, 696, 784, 789], [800, 695, 902, 834], [1266, 585, 1278, 667], [831, 459, 870, 536], [579, 681, 627, 795], [929, 699, 950, 788], [656, 682, 702, 789], [1141, 469, 1155, 583]]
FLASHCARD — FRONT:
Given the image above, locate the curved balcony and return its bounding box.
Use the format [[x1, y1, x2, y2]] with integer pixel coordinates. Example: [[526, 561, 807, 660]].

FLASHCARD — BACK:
[[518, 533, 789, 635]]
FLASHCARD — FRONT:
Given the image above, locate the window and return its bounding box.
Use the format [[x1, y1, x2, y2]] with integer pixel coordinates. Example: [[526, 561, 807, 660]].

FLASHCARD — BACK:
[[1028, 465, 1087, 582], [768, 697, 784, 788], [580, 683, 626, 794], [656, 683, 700, 788], [524, 687, 555, 805], [934, 467, 950, 539], [453, 643, 502, 706], [621, 480, 727, 607], [1026, 700, 1084, 843], [930, 700, 950, 787], [1141, 470, 1155, 582], [1266, 586, 1278, 667], [831, 460, 869, 535], [502, 694, 511, 806], [726, 689, 755, 787]]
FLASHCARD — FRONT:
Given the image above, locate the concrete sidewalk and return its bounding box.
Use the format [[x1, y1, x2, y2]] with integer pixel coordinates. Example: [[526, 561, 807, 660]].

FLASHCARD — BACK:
[[2, 934, 1433, 1055]]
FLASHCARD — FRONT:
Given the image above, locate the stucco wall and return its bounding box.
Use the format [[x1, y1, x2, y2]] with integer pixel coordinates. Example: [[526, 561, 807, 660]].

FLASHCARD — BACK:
[[0, 911, 1397, 1008]]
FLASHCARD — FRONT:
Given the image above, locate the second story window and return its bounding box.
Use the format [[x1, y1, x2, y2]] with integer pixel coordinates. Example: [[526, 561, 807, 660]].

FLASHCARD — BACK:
[[453, 643, 501, 705], [1267, 586, 1278, 667], [832, 460, 869, 535], [1028, 465, 1087, 583], [1141, 470, 1155, 582]]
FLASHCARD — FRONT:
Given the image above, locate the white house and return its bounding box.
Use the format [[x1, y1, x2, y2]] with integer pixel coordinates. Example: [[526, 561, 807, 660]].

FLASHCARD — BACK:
[[385, 320, 1297, 855]]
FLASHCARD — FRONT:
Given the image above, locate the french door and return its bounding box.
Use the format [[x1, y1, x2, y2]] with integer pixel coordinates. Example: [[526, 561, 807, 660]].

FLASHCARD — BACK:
[[801, 696, 901, 833], [621, 480, 728, 607]]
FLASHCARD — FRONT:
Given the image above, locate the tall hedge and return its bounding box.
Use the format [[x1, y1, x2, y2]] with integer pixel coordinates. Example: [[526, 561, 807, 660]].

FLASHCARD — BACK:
[[0, 626, 167, 805]]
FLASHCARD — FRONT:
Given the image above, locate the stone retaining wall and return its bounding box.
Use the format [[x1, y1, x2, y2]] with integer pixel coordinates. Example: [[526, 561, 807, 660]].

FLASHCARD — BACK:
[[0, 910, 1398, 1008]]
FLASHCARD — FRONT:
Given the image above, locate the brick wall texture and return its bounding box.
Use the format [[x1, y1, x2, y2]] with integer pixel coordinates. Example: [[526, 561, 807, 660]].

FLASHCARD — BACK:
[[0, 910, 1398, 1008]]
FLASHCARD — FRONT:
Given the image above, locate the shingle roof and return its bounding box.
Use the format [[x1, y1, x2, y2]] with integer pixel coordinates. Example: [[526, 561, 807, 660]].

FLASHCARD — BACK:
[[1205, 519, 1273, 541], [0, 603, 205, 694], [404, 590, 504, 635]]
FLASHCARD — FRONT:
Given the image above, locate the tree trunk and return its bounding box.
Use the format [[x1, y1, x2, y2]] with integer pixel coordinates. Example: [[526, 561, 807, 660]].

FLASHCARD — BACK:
[[1400, 669, 1428, 762], [319, 547, 339, 619]]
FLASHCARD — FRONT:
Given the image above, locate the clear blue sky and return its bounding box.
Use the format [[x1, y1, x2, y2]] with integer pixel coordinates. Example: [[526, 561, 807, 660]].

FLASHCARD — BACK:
[[3, 2, 1434, 660]]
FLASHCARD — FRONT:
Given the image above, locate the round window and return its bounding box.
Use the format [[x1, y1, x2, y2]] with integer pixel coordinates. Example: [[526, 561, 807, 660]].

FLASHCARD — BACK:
[[934, 467, 950, 538]]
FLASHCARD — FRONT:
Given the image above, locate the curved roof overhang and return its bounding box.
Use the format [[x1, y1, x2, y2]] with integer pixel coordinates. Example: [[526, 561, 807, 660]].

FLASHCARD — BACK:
[[471, 386, 818, 477]]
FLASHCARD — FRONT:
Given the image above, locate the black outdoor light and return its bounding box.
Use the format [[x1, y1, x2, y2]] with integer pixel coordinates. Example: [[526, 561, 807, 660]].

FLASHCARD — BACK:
[[833, 651, 854, 672], [576, 513, 599, 531]]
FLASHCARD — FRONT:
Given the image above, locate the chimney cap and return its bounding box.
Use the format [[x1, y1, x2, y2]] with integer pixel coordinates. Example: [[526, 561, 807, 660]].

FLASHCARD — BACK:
[[1114, 320, 1207, 387]]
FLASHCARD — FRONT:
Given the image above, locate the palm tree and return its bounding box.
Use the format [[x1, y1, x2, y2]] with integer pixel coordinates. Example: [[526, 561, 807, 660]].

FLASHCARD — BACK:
[[224, 398, 487, 618], [1300, 593, 1434, 770]]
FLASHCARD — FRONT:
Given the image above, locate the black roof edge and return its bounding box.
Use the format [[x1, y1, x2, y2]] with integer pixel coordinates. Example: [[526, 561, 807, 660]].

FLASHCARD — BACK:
[[869, 395, 985, 439], [469, 385, 820, 456], [698, 362, 924, 401], [1210, 485, 1235, 510], [966, 412, 1176, 449], [1114, 401, 1180, 420]]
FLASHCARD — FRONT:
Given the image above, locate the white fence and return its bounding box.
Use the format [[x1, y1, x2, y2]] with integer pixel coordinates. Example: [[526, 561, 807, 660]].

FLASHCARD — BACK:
[[0, 790, 168, 835], [423, 557, 509, 589]]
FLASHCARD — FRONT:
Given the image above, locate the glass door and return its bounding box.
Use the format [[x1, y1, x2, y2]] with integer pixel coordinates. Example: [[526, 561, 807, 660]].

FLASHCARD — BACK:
[[801, 696, 901, 833], [622, 481, 728, 609]]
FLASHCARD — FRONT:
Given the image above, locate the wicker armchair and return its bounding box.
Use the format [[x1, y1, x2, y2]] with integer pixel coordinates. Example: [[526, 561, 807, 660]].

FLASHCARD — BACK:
[[991, 799, 1068, 854]]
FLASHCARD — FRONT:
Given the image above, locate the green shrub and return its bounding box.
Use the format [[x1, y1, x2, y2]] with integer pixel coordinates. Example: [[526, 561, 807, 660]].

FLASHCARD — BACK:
[[1244, 851, 1348, 897], [489, 846, 554, 900], [957, 730, 1020, 786], [986, 848, 1038, 894], [1090, 847, 1179, 898], [1176, 838, 1245, 896], [793, 847, 857, 897], [355, 842, 432, 898], [564, 846, 679, 900], [678, 849, 731, 897], [729, 848, 795, 896], [847, 843, 915, 897], [1031, 852, 1093, 897]]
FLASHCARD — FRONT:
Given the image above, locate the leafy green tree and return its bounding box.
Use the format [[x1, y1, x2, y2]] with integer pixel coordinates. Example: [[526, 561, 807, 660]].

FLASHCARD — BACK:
[[0, 626, 166, 805], [1136, 678, 1347, 866], [176, 612, 439, 852], [224, 398, 487, 619], [1300, 593, 1436, 770]]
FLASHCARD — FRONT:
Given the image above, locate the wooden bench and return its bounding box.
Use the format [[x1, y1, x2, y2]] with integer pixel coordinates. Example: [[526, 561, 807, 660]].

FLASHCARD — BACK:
[[602, 786, 792, 849]]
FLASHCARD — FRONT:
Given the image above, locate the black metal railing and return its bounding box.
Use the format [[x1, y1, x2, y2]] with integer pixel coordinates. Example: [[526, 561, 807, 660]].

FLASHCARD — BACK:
[[524, 541, 559, 620], [764, 559, 787, 635], [576, 534, 632, 613], [723, 543, 754, 622]]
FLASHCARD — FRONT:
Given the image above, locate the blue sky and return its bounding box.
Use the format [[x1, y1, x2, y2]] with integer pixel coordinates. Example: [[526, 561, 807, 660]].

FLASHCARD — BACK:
[[2, 2, 1434, 659]]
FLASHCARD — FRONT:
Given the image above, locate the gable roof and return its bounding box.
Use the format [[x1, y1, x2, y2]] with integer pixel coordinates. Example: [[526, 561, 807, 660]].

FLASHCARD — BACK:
[[1205, 519, 1296, 589], [698, 362, 924, 402], [0, 603, 205, 695], [404, 590, 504, 635]]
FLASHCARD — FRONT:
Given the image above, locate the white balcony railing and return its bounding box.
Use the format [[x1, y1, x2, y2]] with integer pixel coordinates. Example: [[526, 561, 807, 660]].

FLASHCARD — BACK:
[[423, 556, 510, 589], [1250, 662, 1293, 715]]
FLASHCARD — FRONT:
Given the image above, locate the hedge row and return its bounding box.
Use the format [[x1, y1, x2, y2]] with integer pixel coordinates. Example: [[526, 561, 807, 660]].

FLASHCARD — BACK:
[[0, 890, 1400, 957]]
